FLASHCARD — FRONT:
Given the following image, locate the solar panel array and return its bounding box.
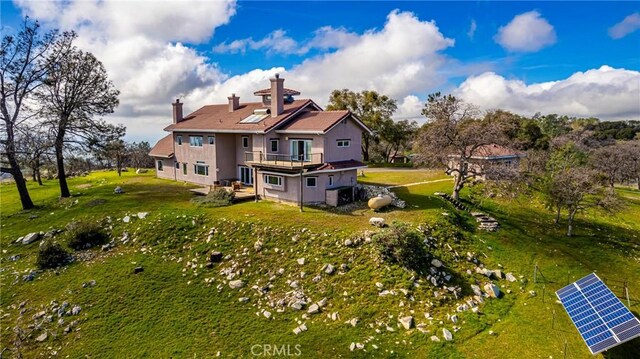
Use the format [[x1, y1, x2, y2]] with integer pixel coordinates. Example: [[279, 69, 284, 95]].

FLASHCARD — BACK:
[[556, 273, 640, 354]]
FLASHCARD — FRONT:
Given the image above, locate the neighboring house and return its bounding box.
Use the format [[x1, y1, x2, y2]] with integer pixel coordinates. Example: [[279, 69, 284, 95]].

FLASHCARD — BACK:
[[149, 75, 371, 206], [447, 144, 525, 180]]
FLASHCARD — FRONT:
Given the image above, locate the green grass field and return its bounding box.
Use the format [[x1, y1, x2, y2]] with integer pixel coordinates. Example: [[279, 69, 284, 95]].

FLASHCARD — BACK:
[[1, 169, 639, 358]]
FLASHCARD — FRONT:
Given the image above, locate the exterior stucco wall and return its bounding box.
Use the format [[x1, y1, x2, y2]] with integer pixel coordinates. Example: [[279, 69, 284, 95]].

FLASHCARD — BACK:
[[323, 118, 363, 163], [256, 169, 358, 204], [154, 158, 176, 180], [173, 132, 216, 185], [215, 133, 237, 181]]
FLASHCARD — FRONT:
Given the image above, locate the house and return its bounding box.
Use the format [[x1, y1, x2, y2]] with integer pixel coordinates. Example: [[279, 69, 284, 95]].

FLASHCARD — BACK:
[[447, 144, 525, 180], [149, 75, 371, 206]]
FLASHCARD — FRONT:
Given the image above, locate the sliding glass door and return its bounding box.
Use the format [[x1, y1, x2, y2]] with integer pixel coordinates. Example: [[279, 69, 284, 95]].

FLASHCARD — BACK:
[[290, 139, 312, 162]]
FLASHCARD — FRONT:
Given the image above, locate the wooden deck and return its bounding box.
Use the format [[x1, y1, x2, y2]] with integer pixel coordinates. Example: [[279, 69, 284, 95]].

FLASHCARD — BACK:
[[189, 186, 256, 201]]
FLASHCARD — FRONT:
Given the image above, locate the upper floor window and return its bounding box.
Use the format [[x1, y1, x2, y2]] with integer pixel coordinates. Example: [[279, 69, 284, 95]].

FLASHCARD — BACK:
[[157, 160, 163, 171], [328, 175, 334, 186], [190, 136, 203, 147], [337, 139, 350, 147], [208, 136, 215, 145], [176, 135, 183, 145], [242, 136, 249, 148], [305, 177, 317, 188], [194, 161, 208, 176], [270, 139, 279, 152]]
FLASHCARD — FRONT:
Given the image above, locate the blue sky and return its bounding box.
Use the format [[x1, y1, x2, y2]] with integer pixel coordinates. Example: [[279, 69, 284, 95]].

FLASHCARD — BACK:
[[1, 1, 639, 142]]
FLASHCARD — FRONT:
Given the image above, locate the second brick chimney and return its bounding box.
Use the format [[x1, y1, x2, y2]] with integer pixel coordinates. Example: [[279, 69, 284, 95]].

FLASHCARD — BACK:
[[228, 93, 240, 112], [270, 74, 284, 117], [172, 99, 183, 123]]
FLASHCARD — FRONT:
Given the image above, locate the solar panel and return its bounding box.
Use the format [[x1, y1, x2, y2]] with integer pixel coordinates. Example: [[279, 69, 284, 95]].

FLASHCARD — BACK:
[[239, 114, 268, 124], [556, 273, 640, 354]]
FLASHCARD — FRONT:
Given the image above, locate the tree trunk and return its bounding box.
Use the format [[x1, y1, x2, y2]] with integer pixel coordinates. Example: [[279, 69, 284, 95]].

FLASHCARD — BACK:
[[567, 208, 577, 237], [35, 158, 43, 186], [555, 206, 561, 224], [362, 134, 370, 162], [5, 152, 35, 209], [452, 175, 464, 200], [31, 167, 37, 182], [55, 138, 71, 198]]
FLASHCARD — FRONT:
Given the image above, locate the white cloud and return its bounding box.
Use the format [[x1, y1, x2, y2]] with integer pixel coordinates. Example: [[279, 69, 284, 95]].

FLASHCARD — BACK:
[[286, 10, 454, 103], [467, 19, 477, 39], [494, 11, 556, 52], [608, 12, 640, 39], [213, 30, 298, 55], [395, 95, 425, 122], [455, 66, 640, 120]]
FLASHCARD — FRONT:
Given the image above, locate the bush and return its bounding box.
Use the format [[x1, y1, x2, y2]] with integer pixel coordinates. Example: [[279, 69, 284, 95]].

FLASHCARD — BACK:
[[66, 220, 109, 250], [36, 243, 71, 269], [373, 222, 429, 272], [192, 188, 235, 207]]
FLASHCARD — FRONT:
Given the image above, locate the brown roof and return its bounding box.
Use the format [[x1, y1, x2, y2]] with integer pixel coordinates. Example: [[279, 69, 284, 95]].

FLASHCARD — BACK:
[[149, 134, 174, 158], [470, 144, 524, 158], [253, 88, 301, 96], [312, 160, 366, 171], [277, 110, 350, 133], [164, 99, 314, 133]]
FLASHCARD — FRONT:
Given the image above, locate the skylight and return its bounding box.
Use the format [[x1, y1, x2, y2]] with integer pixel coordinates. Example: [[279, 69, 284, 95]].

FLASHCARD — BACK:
[[239, 113, 268, 124]]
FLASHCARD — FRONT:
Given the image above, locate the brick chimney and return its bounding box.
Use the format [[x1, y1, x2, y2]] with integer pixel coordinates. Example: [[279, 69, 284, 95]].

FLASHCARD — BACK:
[[227, 93, 240, 112], [270, 73, 284, 117], [172, 99, 183, 123]]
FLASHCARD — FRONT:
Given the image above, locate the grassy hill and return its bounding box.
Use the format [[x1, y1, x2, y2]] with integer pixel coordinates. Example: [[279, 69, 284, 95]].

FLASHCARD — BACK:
[[1, 169, 638, 358]]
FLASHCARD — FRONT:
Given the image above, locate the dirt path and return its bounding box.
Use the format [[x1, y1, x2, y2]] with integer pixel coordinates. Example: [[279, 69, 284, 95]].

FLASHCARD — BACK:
[[388, 178, 452, 189]]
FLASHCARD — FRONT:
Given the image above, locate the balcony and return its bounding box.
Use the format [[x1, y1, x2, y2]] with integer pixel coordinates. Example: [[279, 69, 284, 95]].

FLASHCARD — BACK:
[[245, 151, 323, 169]]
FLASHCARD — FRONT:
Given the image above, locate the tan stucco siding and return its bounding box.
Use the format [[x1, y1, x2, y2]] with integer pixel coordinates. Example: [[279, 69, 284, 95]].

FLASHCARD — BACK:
[[172, 132, 216, 185], [323, 118, 363, 163]]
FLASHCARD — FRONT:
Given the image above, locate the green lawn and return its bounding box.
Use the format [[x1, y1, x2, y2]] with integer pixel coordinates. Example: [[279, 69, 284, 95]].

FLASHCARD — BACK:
[[1, 169, 639, 358]]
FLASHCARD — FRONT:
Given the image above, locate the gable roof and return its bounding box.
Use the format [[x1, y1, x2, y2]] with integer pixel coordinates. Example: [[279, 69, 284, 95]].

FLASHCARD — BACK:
[[253, 88, 301, 96], [163, 99, 316, 133], [149, 134, 174, 158], [276, 110, 350, 133]]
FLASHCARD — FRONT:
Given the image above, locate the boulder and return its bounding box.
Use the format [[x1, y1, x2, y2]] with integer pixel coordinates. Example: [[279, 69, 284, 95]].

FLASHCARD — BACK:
[[134, 266, 144, 274], [430, 335, 440, 342], [123, 216, 131, 223], [450, 314, 458, 324], [229, 280, 244, 289], [209, 251, 223, 263], [493, 269, 504, 280], [505, 273, 517, 282], [297, 258, 305, 265], [71, 306, 81, 315], [22, 232, 40, 245], [254, 240, 263, 251], [263, 310, 271, 319], [399, 316, 414, 330], [442, 328, 453, 341], [307, 303, 320, 314], [343, 239, 353, 247], [471, 284, 483, 297], [324, 264, 335, 275], [137, 212, 148, 219], [114, 186, 124, 194], [35, 332, 48, 342], [484, 283, 501, 298], [431, 259, 443, 268], [238, 297, 249, 303], [368, 196, 393, 210], [317, 297, 328, 308], [369, 217, 385, 227]]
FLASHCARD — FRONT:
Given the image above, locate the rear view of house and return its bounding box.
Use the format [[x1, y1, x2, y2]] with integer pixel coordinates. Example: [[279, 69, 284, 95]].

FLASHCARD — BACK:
[[149, 75, 370, 206]]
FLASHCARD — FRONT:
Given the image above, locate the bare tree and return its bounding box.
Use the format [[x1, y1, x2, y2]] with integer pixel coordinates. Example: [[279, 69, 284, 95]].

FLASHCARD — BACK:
[[16, 126, 53, 185], [0, 18, 60, 209], [39, 44, 120, 197], [590, 144, 629, 188], [127, 141, 154, 169], [414, 92, 504, 200], [619, 140, 640, 189]]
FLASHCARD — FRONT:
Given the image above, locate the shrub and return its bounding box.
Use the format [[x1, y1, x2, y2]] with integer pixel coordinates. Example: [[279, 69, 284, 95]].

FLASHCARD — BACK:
[[66, 220, 109, 250], [373, 221, 429, 272], [192, 188, 235, 207], [36, 243, 71, 269]]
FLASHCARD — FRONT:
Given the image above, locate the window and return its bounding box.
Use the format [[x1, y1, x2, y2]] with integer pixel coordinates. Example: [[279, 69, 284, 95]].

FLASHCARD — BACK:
[[182, 163, 187, 175], [270, 139, 279, 152], [193, 161, 208, 176], [208, 136, 215, 145], [264, 175, 282, 187], [305, 177, 317, 188], [337, 139, 350, 147], [328, 175, 334, 186], [157, 160, 163, 171], [242, 136, 249, 148], [177, 135, 183, 145], [175, 162, 180, 169], [190, 136, 203, 147]]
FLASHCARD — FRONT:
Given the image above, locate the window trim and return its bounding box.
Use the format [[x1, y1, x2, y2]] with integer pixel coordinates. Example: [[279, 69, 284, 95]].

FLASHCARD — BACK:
[[189, 135, 203, 147], [242, 136, 249, 148], [305, 176, 317, 188], [176, 135, 183, 145], [193, 161, 209, 176], [264, 174, 283, 187], [337, 139, 351, 148], [208, 136, 215, 145], [270, 139, 279, 152], [157, 160, 163, 171]]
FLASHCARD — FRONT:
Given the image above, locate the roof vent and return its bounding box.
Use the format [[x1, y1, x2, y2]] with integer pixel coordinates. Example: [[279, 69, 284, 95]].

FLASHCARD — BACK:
[[254, 108, 271, 116]]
